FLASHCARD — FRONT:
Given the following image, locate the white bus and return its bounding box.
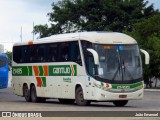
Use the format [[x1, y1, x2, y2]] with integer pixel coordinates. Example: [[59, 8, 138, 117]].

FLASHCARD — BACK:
[[12, 31, 149, 106]]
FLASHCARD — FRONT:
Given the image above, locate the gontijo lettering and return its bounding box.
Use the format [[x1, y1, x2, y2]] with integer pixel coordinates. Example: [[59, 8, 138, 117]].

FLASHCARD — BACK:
[[53, 67, 70, 74], [49, 65, 77, 76]]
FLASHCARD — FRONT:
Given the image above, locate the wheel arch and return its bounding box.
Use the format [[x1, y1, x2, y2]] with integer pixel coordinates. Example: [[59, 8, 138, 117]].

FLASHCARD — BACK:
[[75, 83, 87, 99]]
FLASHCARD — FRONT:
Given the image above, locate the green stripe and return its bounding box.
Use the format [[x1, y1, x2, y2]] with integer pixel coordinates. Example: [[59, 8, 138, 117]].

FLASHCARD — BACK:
[[112, 81, 143, 89], [73, 65, 77, 76], [38, 66, 43, 76], [13, 65, 77, 76], [41, 77, 46, 87], [28, 66, 32, 76]]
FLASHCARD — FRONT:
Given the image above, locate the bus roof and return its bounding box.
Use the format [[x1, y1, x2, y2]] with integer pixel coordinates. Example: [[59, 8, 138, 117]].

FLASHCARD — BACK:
[[13, 31, 137, 46], [0, 53, 8, 58]]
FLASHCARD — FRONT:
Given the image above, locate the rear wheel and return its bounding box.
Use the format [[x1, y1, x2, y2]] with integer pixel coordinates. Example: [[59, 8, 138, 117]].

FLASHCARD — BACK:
[[113, 100, 128, 107], [59, 99, 75, 104], [75, 87, 91, 106], [30, 85, 40, 103], [23, 84, 31, 102]]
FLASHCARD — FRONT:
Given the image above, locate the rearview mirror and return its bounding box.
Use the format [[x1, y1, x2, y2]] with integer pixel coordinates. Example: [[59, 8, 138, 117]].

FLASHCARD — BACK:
[[87, 48, 99, 65], [140, 49, 150, 65]]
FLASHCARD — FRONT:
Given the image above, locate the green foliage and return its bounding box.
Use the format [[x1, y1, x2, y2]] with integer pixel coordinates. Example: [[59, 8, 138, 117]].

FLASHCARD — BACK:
[[124, 14, 160, 86], [5, 51, 12, 66], [33, 24, 49, 38], [34, 0, 156, 38]]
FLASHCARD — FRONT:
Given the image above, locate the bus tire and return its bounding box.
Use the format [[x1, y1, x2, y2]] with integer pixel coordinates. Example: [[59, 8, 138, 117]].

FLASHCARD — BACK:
[[75, 87, 91, 106], [113, 100, 128, 107], [23, 84, 31, 102], [58, 99, 75, 104], [30, 85, 40, 103]]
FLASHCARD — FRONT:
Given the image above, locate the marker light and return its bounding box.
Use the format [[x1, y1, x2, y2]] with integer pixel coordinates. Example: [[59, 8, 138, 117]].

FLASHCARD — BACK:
[[118, 46, 124, 50], [28, 41, 33, 45], [104, 46, 110, 49]]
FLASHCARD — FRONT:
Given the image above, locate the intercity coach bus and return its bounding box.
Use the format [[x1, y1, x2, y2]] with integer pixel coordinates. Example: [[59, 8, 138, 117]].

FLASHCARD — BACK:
[[12, 32, 149, 106], [0, 53, 9, 89]]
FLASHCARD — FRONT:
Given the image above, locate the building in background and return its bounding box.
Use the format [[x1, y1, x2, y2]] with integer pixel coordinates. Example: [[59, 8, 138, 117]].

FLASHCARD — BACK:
[[0, 44, 4, 53]]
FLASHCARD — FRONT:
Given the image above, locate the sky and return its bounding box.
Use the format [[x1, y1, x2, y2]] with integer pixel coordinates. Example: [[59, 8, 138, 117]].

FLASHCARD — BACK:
[[0, 0, 57, 52], [0, 0, 160, 52]]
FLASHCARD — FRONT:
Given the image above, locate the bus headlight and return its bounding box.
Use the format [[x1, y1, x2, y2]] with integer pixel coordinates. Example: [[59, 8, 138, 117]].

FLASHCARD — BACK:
[[93, 82, 112, 91]]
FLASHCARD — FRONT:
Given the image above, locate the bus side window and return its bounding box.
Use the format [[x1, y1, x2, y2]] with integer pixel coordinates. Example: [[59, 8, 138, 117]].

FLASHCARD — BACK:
[[22, 46, 30, 63], [59, 43, 70, 62], [30, 45, 37, 63], [81, 40, 95, 76], [70, 41, 82, 66], [47, 44, 58, 62], [37, 45, 46, 62], [13, 46, 22, 63]]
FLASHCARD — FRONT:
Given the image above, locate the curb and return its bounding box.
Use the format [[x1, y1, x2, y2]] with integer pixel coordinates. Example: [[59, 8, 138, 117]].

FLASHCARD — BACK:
[[144, 89, 160, 92]]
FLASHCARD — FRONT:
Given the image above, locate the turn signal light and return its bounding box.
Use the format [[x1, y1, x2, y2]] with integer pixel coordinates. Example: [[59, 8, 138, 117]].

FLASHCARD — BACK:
[[106, 83, 110, 88]]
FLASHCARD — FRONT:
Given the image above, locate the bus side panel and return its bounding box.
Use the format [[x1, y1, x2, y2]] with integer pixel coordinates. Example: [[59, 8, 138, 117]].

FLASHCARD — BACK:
[[12, 76, 23, 96], [36, 76, 58, 98]]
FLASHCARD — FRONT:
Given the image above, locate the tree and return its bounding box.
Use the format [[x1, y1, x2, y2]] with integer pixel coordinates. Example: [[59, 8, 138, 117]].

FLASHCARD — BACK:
[[34, 0, 157, 38], [5, 51, 12, 66], [124, 14, 160, 87]]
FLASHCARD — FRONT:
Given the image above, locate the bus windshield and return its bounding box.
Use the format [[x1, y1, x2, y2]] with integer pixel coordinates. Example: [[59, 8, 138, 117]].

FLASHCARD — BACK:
[[0, 56, 6, 67], [94, 44, 142, 81]]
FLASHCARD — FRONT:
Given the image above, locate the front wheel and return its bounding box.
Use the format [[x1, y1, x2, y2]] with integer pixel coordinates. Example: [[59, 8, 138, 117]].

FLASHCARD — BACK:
[[113, 100, 128, 107], [75, 87, 91, 106]]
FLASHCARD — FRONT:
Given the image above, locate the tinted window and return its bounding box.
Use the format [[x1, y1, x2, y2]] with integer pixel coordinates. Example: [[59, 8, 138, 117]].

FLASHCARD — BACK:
[[81, 40, 94, 75], [46, 44, 58, 62], [21, 46, 30, 63], [13, 41, 82, 65], [59, 43, 70, 62], [59, 41, 82, 65], [13, 46, 21, 63]]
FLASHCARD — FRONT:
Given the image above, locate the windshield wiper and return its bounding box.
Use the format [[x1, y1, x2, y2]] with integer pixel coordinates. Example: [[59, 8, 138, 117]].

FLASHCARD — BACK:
[[111, 49, 122, 81], [111, 64, 121, 81], [122, 60, 135, 80]]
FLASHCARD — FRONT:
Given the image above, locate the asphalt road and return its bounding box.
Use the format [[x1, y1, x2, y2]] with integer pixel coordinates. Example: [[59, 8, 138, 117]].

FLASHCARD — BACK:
[[0, 87, 160, 120], [0, 87, 160, 112]]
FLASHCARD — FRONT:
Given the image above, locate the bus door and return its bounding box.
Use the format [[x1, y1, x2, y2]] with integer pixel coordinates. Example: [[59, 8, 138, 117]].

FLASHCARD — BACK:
[[85, 52, 95, 99]]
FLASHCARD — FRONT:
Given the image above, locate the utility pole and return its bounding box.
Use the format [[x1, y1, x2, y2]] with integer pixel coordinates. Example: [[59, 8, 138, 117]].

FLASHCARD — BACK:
[[20, 26, 22, 42], [33, 22, 34, 40]]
